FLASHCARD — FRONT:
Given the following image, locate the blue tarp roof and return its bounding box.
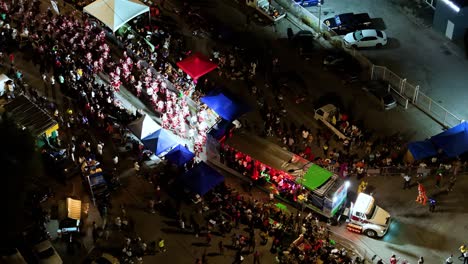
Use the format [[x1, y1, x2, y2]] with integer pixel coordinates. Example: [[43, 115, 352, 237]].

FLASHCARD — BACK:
[[431, 122, 468, 158], [407, 141, 438, 160], [408, 122, 468, 160], [200, 90, 250, 122], [142, 129, 178, 156], [165, 144, 195, 166], [181, 161, 225, 195]]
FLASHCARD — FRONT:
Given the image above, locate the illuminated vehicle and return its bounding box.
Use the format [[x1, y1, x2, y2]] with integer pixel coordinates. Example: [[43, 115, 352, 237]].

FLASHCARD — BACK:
[[346, 193, 391, 238], [294, 0, 323, 7]]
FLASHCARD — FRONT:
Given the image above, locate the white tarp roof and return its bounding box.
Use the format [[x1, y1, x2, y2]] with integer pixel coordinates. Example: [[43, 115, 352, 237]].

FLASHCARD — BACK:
[[83, 0, 149, 32], [128, 114, 161, 140]]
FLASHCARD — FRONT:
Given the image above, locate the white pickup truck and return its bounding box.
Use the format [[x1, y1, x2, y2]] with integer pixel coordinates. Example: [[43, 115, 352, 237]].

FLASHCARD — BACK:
[[313, 104, 348, 140], [346, 193, 391, 238]]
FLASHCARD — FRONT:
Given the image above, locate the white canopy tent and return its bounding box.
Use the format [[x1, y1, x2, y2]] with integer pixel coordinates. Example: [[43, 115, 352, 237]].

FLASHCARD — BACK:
[[83, 0, 150, 32], [128, 114, 162, 140]]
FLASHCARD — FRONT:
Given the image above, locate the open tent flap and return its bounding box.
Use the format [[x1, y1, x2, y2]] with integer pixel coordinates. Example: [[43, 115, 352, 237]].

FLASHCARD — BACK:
[[84, 0, 149, 32], [128, 114, 161, 139], [200, 90, 251, 122], [141, 129, 178, 155], [66, 198, 81, 220], [182, 161, 225, 195], [176, 52, 218, 80], [407, 140, 438, 160]]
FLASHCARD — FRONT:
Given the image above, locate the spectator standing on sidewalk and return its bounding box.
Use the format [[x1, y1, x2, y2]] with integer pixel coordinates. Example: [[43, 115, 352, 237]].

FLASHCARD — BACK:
[[435, 173, 442, 188], [134, 161, 141, 177], [447, 176, 457, 192], [402, 174, 411, 189], [417, 256, 424, 264], [113, 155, 119, 170]]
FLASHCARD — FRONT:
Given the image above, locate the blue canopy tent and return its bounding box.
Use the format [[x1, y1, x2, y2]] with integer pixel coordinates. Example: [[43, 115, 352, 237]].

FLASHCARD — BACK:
[[200, 90, 251, 122], [431, 122, 468, 158], [407, 140, 438, 160], [142, 129, 178, 156], [181, 162, 225, 195], [164, 144, 195, 166]]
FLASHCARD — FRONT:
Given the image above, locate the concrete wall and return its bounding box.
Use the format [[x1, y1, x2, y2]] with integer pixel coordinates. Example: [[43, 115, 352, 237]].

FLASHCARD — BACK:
[[433, 1, 468, 40]]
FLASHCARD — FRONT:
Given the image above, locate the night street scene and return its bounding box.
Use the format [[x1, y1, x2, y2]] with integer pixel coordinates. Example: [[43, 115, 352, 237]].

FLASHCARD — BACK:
[[2, 0, 468, 263]]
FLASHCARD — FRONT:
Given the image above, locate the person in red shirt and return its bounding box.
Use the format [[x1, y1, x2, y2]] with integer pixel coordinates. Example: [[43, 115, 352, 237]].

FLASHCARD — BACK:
[[390, 254, 399, 264]]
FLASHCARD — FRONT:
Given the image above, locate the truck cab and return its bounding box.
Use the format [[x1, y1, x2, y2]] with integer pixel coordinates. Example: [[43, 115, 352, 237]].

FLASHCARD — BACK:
[[348, 193, 391, 238], [324, 13, 373, 35], [313, 104, 348, 140]]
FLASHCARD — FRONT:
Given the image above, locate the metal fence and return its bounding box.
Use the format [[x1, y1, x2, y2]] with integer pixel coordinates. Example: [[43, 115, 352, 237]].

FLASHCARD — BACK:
[[371, 65, 462, 128], [274, 0, 462, 129]]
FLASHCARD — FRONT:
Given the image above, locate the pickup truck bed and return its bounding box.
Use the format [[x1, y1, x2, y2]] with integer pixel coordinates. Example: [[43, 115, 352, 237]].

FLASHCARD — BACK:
[[324, 12, 373, 35]]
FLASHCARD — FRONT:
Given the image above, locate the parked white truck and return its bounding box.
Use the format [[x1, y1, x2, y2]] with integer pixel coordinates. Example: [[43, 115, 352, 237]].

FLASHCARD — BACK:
[[313, 104, 348, 140], [345, 193, 391, 238]]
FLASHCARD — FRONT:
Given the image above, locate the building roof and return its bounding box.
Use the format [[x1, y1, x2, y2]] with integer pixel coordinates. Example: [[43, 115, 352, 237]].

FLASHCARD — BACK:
[[3, 95, 58, 137]]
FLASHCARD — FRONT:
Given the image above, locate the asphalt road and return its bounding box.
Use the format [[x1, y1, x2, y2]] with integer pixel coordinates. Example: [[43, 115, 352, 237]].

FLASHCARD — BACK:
[[314, 0, 468, 121], [185, 0, 468, 263]]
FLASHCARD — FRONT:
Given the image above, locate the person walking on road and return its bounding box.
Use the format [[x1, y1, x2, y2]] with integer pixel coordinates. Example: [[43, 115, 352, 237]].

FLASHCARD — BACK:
[[463, 251, 468, 264], [390, 254, 398, 264], [446, 254, 454, 264], [253, 250, 261, 264], [218, 241, 224, 255], [417, 256, 424, 264], [429, 198, 436, 212], [459, 244, 467, 260], [402, 174, 411, 189], [436, 173, 442, 188]]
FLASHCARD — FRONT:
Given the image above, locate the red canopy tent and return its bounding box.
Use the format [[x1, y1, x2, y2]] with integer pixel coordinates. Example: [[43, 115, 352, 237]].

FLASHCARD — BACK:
[[176, 52, 218, 80]]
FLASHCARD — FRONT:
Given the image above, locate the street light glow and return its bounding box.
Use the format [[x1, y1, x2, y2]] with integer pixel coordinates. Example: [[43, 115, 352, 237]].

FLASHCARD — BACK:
[[441, 0, 460, 12]]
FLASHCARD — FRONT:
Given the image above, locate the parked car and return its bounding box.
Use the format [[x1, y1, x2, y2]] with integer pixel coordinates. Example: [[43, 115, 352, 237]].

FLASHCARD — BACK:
[[0, 248, 27, 264], [324, 13, 373, 35], [32, 240, 63, 264], [322, 49, 362, 84], [344, 29, 387, 48], [292, 30, 315, 56], [294, 0, 323, 7], [362, 80, 397, 110]]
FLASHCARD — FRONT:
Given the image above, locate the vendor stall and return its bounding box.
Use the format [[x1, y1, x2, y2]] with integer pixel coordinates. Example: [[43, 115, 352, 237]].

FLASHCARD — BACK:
[[2, 95, 59, 148], [246, 0, 286, 22]]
